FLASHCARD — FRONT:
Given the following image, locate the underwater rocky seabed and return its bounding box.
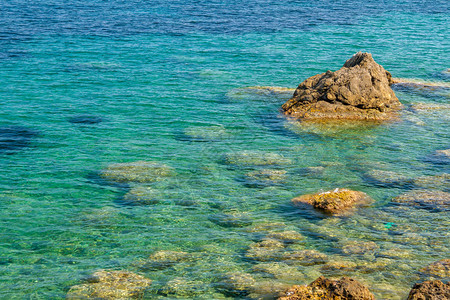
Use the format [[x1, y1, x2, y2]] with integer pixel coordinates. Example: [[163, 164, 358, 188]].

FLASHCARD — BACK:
[[0, 6, 449, 299], [1, 78, 449, 299]]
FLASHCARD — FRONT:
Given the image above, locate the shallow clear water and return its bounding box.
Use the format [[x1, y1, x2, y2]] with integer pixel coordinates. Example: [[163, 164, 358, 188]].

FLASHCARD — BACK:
[[0, 1, 449, 299]]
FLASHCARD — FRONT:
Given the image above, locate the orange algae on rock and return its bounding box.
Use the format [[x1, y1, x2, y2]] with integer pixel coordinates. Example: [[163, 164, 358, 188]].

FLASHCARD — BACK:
[[292, 188, 373, 215]]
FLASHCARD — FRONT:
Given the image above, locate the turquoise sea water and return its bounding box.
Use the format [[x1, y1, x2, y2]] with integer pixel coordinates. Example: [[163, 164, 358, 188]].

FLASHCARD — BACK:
[[0, 1, 449, 298]]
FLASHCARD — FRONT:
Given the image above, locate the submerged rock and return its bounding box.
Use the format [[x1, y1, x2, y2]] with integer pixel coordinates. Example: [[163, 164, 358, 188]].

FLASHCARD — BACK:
[[282, 249, 328, 266], [364, 169, 412, 186], [182, 125, 229, 141], [250, 280, 291, 300], [392, 190, 450, 211], [266, 230, 304, 244], [407, 280, 450, 300], [252, 262, 304, 280], [246, 238, 286, 262], [393, 77, 450, 90], [123, 186, 161, 205], [320, 259, 357, 272], [420, 259, 450, 278], [282, 52, 401, 121], [142, 250, 191, 270], [215, 272, 256, 297], [68, 115, 103, 124], [208, 211, 252, 228], [278, 276, 375, 300], [158, 277, 207, 297], [225, 150, 292, 167], [67, 270, 152, 299], [0, 126, 38, 153], [341, 241, 379, 255], [292, 188, 373, 215], [414, 173, 450, 191], [227, 86, 295, 101], [100, 161, 174, 183], [244, 169, 288, 185]]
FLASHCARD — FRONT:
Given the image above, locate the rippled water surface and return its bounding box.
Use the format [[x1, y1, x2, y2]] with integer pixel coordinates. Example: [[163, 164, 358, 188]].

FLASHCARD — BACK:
[[0, 0, 449, 298]]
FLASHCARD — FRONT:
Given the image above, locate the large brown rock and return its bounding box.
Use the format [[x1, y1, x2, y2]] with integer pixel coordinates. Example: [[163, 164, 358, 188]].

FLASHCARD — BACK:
[[292, 188, 373, 215], [407, 280, 450, 300], [282, 52, 402, 121], [278, 276, 375, 300]]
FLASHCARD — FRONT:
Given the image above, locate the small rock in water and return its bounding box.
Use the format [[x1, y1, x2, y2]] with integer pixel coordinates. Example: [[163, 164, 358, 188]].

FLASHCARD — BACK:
[[419, 259, 450, 279], [407, 280, 450, 300], [142, 250, 192, 270], [278, 276, 375, 300], [100, 161, 174, 183], [66, 270, 152, 299], [292, 188, 373, 216], [225, 150, 292, 167], [392, 190, 450, 211], [0, 126, 38, 153], [68, 115, 103, 124]]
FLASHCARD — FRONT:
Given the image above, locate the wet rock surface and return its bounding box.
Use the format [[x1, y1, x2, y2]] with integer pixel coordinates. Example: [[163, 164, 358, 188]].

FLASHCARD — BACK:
[[66, 270, 152, 299], [292, 188, 373, 215], [407, 280, 450, 300], [278, 276, 375, 300], [282, 52, 401, 121]]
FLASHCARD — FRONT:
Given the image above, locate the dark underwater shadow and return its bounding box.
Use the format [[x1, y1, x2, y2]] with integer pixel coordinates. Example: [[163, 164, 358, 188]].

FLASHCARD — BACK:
[[0, 126, 39, 154], [68, 115, 105, 125]]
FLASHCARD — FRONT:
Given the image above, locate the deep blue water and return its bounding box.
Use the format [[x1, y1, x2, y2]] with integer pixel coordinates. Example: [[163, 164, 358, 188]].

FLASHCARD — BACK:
[[0, 0, 449, 299]]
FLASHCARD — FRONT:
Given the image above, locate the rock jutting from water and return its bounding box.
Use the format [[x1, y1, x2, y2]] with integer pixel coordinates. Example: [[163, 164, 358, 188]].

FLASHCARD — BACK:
[[292, 188, 373, 215], [278, 276, 375, 300], [282, 52, 402, 121], [407, 280, 450, 300], [66, 270, 152, 299]]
